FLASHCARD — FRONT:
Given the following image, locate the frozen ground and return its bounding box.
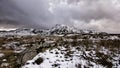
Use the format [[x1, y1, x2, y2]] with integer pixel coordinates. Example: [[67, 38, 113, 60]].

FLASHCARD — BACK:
[[22, 43, 120, 68], [0, 25, 119, 68]]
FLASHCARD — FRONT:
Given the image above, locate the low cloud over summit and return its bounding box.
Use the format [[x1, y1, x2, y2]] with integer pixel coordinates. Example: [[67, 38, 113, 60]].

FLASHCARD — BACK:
[[0, 0, 120, 33]]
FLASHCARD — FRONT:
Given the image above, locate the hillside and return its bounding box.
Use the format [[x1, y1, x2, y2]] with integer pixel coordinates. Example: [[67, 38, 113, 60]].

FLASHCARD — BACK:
[[0, 24, 119, 68]]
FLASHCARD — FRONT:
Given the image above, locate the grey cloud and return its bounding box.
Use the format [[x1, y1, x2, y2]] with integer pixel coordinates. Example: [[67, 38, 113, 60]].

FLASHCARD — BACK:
[[13, 0, 54, 28], [50, 0, 120, 33], [0, 0, 49, 28], [53, 0, 120, 21], [0, 0, 31, 27], [0, 0, 120, 33]]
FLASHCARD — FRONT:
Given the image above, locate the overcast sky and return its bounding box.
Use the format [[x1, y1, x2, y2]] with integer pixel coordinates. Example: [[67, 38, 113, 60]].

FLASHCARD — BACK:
[[0, 0, 120, 33]]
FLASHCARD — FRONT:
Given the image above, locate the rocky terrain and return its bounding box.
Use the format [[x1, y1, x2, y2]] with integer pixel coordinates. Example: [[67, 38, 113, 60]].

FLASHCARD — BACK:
[[0, 24, 119, 68]]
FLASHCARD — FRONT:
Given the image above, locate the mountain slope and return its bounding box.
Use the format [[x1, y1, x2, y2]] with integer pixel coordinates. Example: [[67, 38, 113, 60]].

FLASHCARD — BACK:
[[0, 24, 107, 36]]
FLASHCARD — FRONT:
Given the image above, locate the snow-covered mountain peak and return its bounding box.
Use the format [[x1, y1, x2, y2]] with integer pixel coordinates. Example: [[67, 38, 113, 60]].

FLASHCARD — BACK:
[[50, 24, 81, 34], [0, 24, 108, 36], [52, 24, 73, 30]]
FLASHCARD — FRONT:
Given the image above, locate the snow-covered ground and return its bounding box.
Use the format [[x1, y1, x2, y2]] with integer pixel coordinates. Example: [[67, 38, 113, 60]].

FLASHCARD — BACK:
[[22, 44, 120, 68], [0, 24, 119, 68]]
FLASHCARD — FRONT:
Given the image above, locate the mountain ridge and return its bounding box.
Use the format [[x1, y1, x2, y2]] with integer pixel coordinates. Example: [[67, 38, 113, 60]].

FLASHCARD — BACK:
[[0, 24, 107, 36]]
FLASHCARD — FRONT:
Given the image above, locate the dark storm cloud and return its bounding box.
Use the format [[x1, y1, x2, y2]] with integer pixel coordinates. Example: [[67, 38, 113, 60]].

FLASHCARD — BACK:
[[13, 0, 54, 28], [0, 0, 31, 27], [0, 0, 47, 28], [0, 0, 120, 33]]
